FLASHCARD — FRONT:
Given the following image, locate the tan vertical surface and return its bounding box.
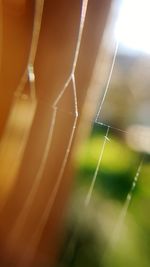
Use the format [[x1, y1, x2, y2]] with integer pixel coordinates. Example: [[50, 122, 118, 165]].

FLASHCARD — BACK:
[[0, 0, 112, 266]]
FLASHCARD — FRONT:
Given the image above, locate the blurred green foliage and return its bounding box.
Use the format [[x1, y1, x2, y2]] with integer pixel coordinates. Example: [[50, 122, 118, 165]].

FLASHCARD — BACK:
[[75, 124, 139, 201], [57, 124, 150, 267]]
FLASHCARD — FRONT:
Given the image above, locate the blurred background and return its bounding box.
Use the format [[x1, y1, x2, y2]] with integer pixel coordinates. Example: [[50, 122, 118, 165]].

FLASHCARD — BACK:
[[57, 0, 150, 266]]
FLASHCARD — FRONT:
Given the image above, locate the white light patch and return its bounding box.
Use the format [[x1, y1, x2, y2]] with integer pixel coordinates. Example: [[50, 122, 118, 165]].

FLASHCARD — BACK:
[[115, 0, 150, 54], [126, 124, 150, 153], [28, 64, 35, 82]]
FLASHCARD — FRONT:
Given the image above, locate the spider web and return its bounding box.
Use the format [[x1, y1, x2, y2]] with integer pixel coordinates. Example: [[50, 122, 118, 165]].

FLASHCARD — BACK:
[[53, 0, 148, 265], [83, 39, 145, 256], [0, 0, 148, 265], [0, 0, 44, 207], [56, 28, 147, 267], [3, 0, 89, 264]]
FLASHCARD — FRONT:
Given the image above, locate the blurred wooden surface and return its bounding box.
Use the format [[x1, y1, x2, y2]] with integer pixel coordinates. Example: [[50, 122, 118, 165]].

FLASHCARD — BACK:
[[0, 0, 112, 266]]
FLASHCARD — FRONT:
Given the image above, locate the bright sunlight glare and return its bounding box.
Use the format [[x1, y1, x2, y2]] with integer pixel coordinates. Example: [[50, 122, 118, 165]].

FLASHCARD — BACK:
[[115, 0, 150, 54]]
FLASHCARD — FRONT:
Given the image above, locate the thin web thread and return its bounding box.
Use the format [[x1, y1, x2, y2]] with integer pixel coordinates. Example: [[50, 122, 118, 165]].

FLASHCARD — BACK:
[[27, 0, 88, 231], [10, 0, 89, 260], [88, 34, 145, 260], [53, 0, 88, 108], [95, 121, 128, 134], [10, 74, 78, 241], [5, 0, 45, 244], [95, 42, 119, 122], [85, 126, 110, 206], [101, 158, 144, 265], [27, 116, 78, 257], [19, 1, 89, 262], [20, 73, 79, 263], [0, 0, 44, 212], [15, 0, 45, 99], [8, 107, 57, 243], [110, 157, 144, 245], [71, 0, 88, 74]]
